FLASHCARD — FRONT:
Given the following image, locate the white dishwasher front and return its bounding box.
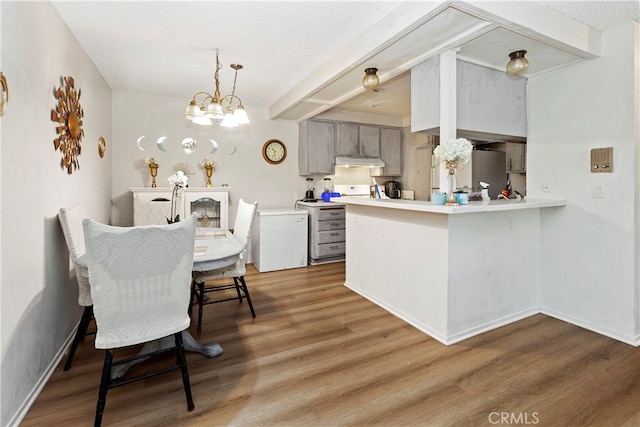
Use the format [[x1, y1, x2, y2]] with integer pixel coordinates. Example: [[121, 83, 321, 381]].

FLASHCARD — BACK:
[[251, 209, 309, 272]]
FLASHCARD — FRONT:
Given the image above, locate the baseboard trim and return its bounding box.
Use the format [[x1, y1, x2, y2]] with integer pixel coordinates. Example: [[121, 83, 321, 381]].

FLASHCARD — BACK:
[[7, 327, 76, 427], [344, 280, 538, 346], [541, 307, 640, 347], [444, 308, 540, 345], [345, 277, 640, 348], [343, 280, 449, 344]]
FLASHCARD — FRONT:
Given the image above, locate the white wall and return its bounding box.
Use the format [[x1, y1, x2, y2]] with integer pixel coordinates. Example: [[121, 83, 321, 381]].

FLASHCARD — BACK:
[[111, 91, 302, 226], [528, 22, 639, 345], [1, 2, 113, 425]]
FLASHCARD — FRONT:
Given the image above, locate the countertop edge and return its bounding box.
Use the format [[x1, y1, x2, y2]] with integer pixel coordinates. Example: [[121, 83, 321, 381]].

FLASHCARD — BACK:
[[130, 187, 232, 192], [338, 197, 567, 214]]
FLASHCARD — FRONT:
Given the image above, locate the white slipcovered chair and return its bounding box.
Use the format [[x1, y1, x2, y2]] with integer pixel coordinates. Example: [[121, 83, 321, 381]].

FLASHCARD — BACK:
[[83, 214, 197, 427], [192, 199, 258, 332], [58, 205, 94, 370]]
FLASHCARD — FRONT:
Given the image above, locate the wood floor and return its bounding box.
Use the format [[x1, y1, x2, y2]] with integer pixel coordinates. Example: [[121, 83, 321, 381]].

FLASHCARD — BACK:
[[22, 262, 640, 426]]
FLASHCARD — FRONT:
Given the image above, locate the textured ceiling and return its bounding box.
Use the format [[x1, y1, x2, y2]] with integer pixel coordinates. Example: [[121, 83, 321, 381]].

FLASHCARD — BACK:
[[52, 1, 639, 119], [52, 1, 402, 110]]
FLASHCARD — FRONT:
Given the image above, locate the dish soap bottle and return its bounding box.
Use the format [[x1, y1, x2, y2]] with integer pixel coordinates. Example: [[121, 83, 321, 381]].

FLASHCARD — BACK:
[[479, 181, 490, 202]]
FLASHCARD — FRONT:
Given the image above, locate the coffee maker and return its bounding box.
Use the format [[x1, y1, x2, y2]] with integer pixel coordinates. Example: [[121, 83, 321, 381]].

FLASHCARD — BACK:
[[303, 178, 316, 202], [385, 181, 401, 199]]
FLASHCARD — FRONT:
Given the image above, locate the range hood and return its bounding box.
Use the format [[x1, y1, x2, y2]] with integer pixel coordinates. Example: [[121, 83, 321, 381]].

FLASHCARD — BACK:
[[335, 156, 385, 168]]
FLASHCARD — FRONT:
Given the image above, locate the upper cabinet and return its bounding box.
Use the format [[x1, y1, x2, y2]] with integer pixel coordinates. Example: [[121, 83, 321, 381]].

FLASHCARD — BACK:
[[335, 123, 381, 157], [335, 123, 359, 156], [299, 119, 403, 176], [373, 127, 403, 177], [411, 55, 527, 141], [358, 126, 381, 157], [506, 142, 526, 173], [299, 120, 336, 176]]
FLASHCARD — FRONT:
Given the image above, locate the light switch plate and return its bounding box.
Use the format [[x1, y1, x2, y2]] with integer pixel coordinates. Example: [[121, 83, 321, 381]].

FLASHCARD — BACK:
[[593, 185, 605, 198], [591, 147, 613, 173]]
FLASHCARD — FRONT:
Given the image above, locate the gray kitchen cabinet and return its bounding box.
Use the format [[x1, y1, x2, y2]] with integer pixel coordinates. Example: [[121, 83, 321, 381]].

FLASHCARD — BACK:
[[299, 120, 335, 176], [359, 125, 381, 157], [335, 123, 359, 156], [411, 55, 527, 140], [297, 203, 345, 264], [373, 127, 403, 176], [335, 123, 380, 157], [506, 142, 526, 173]]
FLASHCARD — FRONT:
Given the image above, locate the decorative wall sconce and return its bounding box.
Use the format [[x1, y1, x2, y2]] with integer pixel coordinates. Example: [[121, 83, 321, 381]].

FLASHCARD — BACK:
[[362, 67, 380, 91], [506, 50, 529, 79]]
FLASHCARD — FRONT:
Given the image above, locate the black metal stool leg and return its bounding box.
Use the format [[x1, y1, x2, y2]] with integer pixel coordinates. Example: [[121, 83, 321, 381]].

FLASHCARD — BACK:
[[174, 332, 195, 411], [188, 280, 196, 318], [238, 276, 256, 318], [64, 305, 93, 371], [94, 349, 113, 427], [233, 277, 243, 302], [197, 282, 205, 332]]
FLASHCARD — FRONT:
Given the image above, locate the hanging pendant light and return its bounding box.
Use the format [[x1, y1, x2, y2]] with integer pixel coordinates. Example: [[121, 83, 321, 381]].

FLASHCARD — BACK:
[[362, 67, 380, 91], [183, 50, 249, 127], [506, 50, 529, 79]]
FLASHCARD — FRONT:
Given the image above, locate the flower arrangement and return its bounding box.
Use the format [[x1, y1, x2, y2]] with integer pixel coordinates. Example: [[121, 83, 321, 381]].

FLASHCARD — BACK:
[[433, 138, 473, 206], [167, 171, 188, 224], [144, 156, 160, 167], [200, 158, 217, 169], [433, 138, 473, 166]]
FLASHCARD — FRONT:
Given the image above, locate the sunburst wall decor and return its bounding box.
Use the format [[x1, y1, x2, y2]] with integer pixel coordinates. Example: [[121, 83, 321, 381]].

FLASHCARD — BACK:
[[51, 76, 84, 174]]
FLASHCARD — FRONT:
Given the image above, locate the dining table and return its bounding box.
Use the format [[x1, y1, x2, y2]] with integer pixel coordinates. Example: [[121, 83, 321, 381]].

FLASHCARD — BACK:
[[76, 227, 244, 379]]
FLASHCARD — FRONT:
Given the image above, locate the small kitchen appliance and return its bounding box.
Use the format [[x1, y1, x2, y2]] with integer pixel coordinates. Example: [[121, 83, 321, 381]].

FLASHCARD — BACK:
[[303, 178, 316, 202], [323, 178, 333, 193], [385, 181, 401, 199]]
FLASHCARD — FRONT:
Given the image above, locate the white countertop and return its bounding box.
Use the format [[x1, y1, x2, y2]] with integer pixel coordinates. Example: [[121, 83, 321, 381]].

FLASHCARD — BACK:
[[296, 200, 345, 207], [338, 196, 566, 214], [130, 186, 231, 192]]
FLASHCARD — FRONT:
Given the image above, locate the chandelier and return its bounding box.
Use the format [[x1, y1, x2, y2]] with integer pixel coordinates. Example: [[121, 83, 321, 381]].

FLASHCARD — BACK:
[[183, 50, 250, 127]]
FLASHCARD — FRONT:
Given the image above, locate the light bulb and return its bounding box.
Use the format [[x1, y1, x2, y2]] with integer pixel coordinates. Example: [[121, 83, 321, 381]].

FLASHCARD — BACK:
[[506, 50, 528, 78], [220, 111, 238, 127], [362, 68, 379, 91], [233, 105, 250, 124], [183, 101, 200, 120], [204, 101, 223, 119]]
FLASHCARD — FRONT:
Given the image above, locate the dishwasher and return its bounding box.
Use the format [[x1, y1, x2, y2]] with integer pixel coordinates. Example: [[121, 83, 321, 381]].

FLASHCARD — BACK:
[[251, 208, 308, 272]]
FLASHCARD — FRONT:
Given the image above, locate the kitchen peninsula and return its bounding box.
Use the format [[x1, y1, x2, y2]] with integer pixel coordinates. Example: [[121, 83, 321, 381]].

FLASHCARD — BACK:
[[340, 197, 565, 345]]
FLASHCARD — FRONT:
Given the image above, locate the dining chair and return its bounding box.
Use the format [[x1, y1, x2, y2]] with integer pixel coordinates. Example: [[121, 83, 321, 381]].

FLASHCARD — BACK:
[[58, 205, 94, 371], [192, 199, 258, 332], [83, 214, 197, 427]]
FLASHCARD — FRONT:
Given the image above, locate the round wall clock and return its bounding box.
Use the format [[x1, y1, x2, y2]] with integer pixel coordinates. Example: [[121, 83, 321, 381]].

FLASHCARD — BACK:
[[51, 76, 84, 174], [262, 139, 286, 165]]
